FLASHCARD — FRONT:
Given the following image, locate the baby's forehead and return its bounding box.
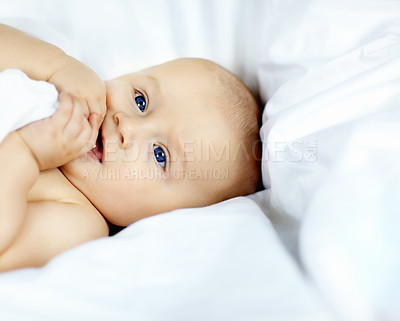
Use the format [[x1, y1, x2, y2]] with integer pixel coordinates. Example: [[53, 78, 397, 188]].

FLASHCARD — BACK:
[[144, 59, 224, 85]]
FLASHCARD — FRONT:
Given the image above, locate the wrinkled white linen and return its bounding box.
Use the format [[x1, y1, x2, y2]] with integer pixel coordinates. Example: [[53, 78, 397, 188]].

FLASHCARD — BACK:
[[0, 69, 58, 142], [0, 0, 266, 94], [258, 1, 400, 320]]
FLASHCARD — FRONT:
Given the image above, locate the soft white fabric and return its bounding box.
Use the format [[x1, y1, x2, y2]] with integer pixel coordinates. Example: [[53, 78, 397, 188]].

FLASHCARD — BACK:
[[258, 1, 400, 321], [0, 69, 58, 142], [0, 0, 266, 94], [0, 198, 334, 321]]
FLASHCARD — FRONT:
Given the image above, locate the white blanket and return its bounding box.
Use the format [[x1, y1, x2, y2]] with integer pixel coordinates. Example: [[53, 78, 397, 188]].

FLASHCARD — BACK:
[[0, 69, 58, 142]]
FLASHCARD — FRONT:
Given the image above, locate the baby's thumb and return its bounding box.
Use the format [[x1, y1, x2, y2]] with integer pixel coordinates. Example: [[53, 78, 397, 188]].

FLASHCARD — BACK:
[[87, 113, 100, 151], [88, 98, 106, 131]]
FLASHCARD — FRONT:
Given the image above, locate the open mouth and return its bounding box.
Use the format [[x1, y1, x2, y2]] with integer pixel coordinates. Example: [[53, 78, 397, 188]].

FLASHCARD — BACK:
[[90, 126, 104, 163]]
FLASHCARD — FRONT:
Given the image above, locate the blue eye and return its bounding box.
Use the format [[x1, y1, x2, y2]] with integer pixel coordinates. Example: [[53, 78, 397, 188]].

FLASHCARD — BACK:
[[153, 145, 166, 169], [135, 93, 146, 112]]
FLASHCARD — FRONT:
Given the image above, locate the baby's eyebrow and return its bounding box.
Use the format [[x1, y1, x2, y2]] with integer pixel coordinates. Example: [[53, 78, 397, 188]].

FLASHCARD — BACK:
[[143, 75, 160, 94]]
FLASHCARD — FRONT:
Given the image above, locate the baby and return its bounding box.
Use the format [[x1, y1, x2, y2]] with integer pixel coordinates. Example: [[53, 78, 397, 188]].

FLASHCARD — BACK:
[[0, 24, 260, 271]]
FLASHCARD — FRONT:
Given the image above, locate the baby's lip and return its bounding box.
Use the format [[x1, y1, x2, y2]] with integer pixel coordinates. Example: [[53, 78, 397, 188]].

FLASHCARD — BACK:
[[90, 127, 104, 163]]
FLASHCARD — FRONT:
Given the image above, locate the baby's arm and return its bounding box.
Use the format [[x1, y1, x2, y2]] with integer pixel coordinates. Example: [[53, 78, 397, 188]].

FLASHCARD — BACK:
[[0, 93, 98, 257], [0, 23, 106, 124], [0, 23, 64, 83], [0, 133, 38, 256]]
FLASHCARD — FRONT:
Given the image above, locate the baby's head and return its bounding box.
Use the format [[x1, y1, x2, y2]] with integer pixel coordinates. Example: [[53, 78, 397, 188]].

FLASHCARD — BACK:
[[61, 58, 260, 226]]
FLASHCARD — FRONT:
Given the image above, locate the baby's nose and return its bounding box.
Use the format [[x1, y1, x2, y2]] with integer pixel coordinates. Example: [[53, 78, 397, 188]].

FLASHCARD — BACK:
[[113, 112, 138, 148]]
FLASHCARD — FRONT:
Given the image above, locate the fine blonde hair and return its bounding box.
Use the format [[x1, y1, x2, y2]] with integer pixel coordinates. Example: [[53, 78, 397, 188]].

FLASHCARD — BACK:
[[197, 58, 261, 199]]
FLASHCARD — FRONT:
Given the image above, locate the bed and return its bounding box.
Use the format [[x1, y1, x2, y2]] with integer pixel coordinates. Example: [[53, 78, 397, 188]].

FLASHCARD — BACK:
[[0, 1, 399, 320]]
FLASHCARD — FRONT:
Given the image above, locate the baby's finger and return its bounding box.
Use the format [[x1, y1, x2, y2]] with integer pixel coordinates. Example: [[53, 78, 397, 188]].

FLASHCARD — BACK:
[[53, 92, 74, 128], [80, 98, 90, 119], [88, 97, 106, 129], [86, 113, 100, 151], [64, 99, 86, 138], [88, 91, 106, 114]]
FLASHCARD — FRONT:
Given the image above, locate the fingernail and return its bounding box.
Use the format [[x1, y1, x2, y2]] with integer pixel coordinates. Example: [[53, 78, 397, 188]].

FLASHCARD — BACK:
[[88, 113, 98, 124], [97, 113, 105, 125]]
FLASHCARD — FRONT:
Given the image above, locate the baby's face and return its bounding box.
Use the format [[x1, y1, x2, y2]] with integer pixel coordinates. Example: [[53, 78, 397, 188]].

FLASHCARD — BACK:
[[61, 59, 238, 225]]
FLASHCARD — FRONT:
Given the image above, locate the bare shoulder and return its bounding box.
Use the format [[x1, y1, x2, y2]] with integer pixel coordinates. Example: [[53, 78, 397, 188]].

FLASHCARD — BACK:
[[0, 199, 109, 271], [0, 168, 109, 271]]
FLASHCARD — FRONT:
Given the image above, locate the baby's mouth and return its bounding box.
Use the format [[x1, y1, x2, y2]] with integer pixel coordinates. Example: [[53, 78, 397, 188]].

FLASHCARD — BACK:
[[91, 127, 104, 163]]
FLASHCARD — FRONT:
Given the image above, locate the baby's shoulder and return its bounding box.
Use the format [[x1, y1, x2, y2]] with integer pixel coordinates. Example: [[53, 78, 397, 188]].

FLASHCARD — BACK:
[[29, 168, 82, 203], [27, 198, 109, 249], [0, 199, 108, 270], [28, 168, 108, 236], [0, 169, 108, 270]]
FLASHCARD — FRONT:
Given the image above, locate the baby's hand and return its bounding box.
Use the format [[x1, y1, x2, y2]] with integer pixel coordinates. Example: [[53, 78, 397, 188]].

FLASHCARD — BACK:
[[48, 55, 106, 128], [18, 93, 98, 171]]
